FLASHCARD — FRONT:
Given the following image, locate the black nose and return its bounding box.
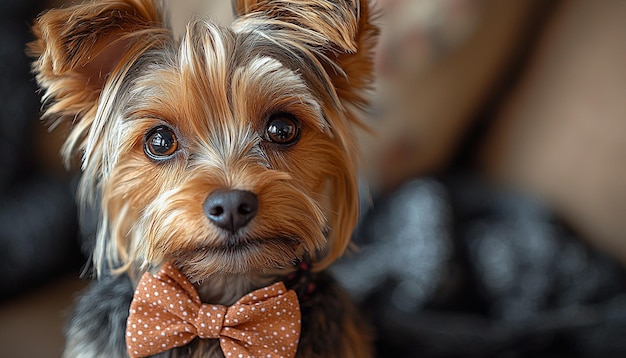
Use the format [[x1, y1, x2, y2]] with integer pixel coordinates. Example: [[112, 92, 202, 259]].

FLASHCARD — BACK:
[[203, 189, 258, 233]]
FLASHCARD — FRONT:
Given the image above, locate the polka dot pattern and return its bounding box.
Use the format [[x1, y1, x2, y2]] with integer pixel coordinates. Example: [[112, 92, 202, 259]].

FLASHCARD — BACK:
[[126, 262, 301, 358]]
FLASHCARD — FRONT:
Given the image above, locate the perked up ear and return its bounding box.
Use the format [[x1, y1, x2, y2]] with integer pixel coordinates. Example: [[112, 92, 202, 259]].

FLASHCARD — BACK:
[[235, 0, 360, 52], [29, 0, 170, 165], [233, 0, 379, 110]]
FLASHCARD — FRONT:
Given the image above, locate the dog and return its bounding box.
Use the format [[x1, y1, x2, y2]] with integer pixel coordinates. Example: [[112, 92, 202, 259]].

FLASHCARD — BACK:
[[30, 0, 378, 356]]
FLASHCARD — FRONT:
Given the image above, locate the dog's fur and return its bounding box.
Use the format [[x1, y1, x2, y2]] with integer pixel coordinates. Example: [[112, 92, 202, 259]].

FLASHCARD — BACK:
[[30, 0, 378, 357]]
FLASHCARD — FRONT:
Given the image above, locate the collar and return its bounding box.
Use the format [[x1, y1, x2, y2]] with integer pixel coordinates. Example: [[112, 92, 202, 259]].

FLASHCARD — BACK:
[[283, 257, 316, 303]]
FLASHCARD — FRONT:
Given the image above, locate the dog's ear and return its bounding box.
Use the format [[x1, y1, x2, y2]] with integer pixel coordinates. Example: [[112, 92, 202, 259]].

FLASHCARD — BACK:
[[234, 0, 379, 269], [234, 0, 362, 52], [233, 0, 378, 110], [29, 0, 170, 164]]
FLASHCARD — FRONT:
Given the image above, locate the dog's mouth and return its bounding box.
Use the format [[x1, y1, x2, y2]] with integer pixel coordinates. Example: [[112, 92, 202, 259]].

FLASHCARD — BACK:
[[171, 235, 305, 277], [195, 235, 301, 255]]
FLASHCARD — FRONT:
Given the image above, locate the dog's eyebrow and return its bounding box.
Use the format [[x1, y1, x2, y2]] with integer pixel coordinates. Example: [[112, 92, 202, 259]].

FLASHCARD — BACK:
[[230, 55, 328, 132]]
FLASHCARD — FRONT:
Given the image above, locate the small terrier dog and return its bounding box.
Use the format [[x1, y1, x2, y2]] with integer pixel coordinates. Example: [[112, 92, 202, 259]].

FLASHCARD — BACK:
[[30, 0, 378, 357]]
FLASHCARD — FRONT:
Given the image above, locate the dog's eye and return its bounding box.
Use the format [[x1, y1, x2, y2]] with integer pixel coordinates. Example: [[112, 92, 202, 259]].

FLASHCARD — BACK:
[[145, 126, 178, 160], [265, 114, 299, 145]]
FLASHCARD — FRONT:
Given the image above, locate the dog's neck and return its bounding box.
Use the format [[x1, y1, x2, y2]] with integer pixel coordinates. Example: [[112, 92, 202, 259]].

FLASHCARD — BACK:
[[194, 272, 279, 306], [192, 260, 313, 306]]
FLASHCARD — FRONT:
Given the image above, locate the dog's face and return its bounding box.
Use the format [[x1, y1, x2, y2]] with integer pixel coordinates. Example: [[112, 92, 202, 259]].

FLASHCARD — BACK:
[[30, 0, 377, 281]]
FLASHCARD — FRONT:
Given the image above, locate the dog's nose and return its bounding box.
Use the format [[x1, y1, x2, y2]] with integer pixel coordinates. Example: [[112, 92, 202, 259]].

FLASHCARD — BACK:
[[203, 189, 258, 233]]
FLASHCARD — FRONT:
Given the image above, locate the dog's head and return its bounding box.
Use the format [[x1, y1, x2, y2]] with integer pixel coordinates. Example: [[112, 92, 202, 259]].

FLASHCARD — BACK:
[[30, 0, 378, 281]]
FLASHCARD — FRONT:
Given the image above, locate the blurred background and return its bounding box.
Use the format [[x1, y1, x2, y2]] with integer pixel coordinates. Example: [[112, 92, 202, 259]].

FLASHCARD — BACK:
[[1, 0, 626, 357]]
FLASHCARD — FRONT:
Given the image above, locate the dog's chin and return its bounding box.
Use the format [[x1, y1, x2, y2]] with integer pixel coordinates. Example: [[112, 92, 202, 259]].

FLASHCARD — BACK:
[[173, 236, 304, 280]]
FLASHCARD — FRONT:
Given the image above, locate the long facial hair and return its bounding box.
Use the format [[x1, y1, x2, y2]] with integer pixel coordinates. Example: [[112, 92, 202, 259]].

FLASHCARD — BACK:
[[29, 0, 379, 281]]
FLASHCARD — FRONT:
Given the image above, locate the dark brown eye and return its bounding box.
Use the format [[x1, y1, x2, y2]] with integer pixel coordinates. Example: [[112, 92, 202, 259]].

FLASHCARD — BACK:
[[144, 126, 178, 160], [265, 113, 299, 145]]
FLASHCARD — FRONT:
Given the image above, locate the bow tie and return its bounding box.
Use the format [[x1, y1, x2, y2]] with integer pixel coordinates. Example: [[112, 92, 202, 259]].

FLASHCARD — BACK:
[[126, 262, 301, 358]]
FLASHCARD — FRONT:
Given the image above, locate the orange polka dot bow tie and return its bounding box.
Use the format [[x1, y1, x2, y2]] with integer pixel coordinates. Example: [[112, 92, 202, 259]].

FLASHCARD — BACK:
[[126, 262, 301, 357]]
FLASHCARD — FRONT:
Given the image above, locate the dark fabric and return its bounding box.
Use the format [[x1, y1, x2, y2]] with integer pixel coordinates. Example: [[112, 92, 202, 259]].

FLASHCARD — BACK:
[[0, 0, 82, 299], [335, 175, 626, 357]]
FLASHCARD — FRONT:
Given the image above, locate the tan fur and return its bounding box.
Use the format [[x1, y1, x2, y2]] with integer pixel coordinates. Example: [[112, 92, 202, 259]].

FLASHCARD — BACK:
[[31, 0, 378, 356]]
